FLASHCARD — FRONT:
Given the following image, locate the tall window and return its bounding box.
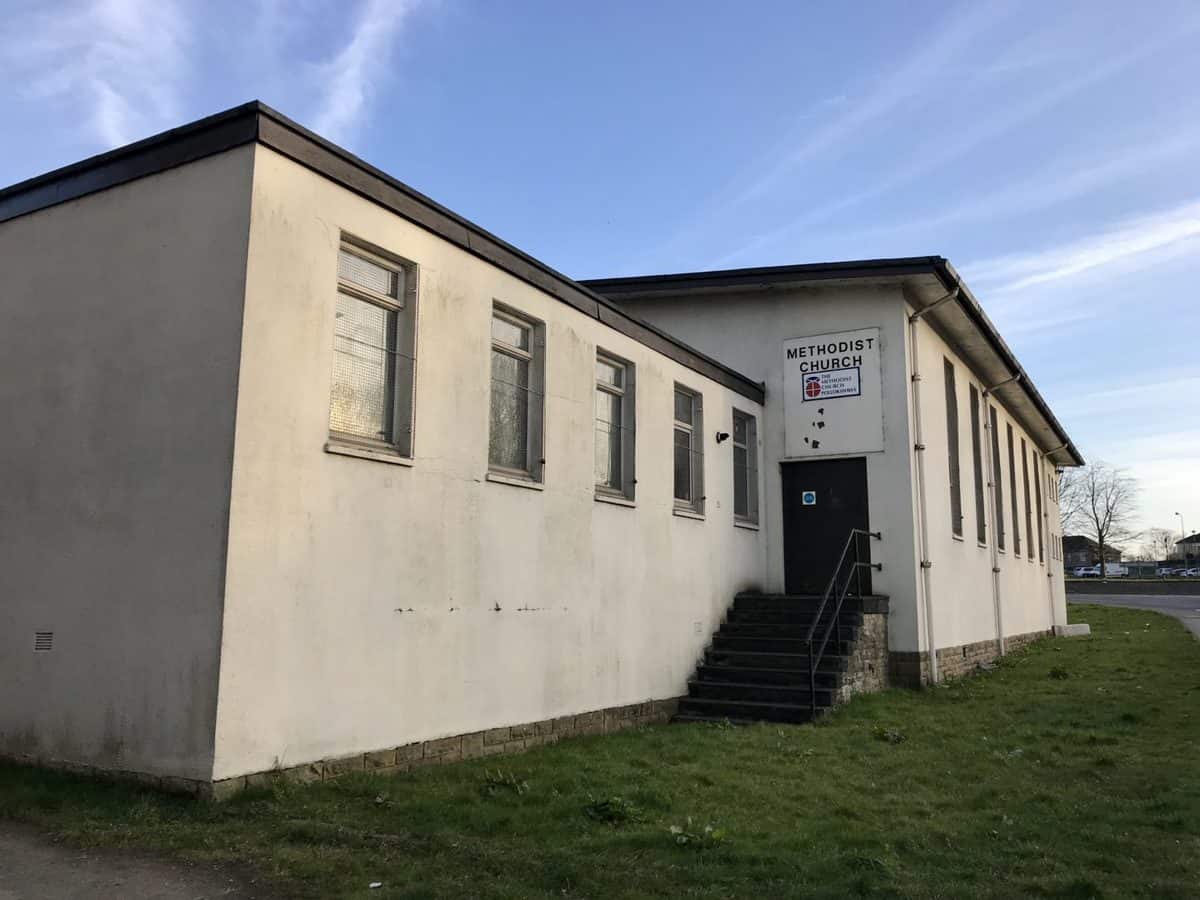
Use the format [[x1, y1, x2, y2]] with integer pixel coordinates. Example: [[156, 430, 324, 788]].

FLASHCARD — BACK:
[[1007, 424, 1021, 557], [673, 385, 704, 514], [990, 406, 1005, 551], [944, 359, 963, 538], [969, 385, 986, 544], [329, 240, 416, 456], [1022, 438, 1034, 560], [732, 409, 759, 525], [489, 306, 544, 480], [1034, 452, 1045, 563], [595, 352, 635, 500]]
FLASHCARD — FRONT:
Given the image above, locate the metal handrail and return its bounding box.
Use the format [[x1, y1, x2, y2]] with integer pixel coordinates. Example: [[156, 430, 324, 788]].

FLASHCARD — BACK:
[[806, 528, 882, 717]]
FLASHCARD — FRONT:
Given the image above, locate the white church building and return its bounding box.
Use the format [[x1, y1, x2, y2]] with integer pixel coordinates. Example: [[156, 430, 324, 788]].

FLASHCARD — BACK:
[[0, 103, 1082, 798]]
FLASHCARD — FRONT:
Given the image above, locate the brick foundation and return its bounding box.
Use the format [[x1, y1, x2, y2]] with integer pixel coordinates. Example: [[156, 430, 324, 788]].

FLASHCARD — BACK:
[[889, 628, 1050, 687], [1, 697, 682, 801], [835, 602, 890, 703]]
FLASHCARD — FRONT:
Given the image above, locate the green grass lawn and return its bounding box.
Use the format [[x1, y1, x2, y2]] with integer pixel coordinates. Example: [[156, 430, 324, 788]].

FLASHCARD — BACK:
[[3, 603, 1199, 899]]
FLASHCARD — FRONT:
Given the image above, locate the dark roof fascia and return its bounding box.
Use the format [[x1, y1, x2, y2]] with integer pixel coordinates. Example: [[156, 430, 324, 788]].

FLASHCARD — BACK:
[[0, 102, 764, 405], [927, 259, 1084, 468], [1178, 533, 1200, 545], [584, 258, 1084, 467], [582, 257, 950, 295]]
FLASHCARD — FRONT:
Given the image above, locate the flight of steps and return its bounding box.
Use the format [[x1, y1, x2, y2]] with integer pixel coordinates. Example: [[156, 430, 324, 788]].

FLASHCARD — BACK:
[[675, 592, 884, 725]]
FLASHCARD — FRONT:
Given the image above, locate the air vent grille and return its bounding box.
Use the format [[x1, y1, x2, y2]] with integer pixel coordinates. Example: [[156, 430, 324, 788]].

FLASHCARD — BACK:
[[34, 631, 53, 652]]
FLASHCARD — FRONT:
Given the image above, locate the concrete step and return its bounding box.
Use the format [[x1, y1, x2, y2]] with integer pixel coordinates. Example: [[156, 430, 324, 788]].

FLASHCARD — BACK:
[[711, 634, 854, 656], [688, 679, 834, 706], [676, 696, 821, 724], [696, 663, 841, 687], [704, 649, 850, 671]]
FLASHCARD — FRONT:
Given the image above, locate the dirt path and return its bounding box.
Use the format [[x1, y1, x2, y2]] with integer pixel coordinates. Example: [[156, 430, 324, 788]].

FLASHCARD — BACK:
[[0, 824, 274, 900]]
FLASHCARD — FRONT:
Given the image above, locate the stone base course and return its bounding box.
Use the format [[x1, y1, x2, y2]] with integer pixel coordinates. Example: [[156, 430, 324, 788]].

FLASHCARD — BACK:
[[1, 697, 681, 802], [836, 608, 890, 703], [889, 628, 1050, 687]]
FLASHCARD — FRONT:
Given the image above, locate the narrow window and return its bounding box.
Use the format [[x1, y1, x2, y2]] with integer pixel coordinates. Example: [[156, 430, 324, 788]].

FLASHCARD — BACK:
[[595, 352, 635, 500], [944, 359, 963, 538], [1022, 438, 1034, 560], [329, 240, 417, 456], [673, 386, 704, 515], [732, 409, 759, 525], [1007, 424, 1021, 557], [969, 385, 986, 544], [990, 406, 1005, 551], [1034, 453, 1045, 563], [489, 306, 544, 480]]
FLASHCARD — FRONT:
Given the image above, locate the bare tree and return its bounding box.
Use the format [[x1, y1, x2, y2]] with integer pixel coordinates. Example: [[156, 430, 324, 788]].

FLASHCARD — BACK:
[[1141, 527, 1177, 562], [1058, 461, 1140, 576]]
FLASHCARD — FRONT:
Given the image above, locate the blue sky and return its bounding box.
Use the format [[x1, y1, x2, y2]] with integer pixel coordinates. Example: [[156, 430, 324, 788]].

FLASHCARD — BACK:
[[3, 0, 1198, 545]]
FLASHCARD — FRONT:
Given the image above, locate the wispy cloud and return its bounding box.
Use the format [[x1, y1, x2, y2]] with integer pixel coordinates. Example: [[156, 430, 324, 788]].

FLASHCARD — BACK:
[[833, 130, 1200, 243], [310, 0, 422, 145], [716, 26, 1200, 268], [733, 2, 1008, 204], [965, 199, 1200, 295], [1, 0, 190, 148]]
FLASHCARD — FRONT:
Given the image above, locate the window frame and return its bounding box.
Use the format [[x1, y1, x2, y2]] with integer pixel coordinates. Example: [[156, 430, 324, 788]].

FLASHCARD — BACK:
[[990, 406, 1005, 552], [1007, 423, 1021, 557], [327, 237, 418, 459], [1021, 438, 1035, 561], [673, 384, 705, 517], [732, 408, 759, 526], [1034, 452, 1045, 564], [594, 350, 636, 501], [944, 359, 963, 538], [969, 384, 986, 545], [488, 303, 545, 483]]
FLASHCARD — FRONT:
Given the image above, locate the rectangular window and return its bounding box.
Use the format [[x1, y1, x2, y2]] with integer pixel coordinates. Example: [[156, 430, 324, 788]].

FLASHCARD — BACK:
[[969, 385, 986, 544], [944, 359, 963, 538], [1007, 424, 1021, 557], [1034, 453, 1045, 563], [990, 406, 1004, 551], [595, 352, 635, 499], [329, 241, 417, 456], [732, 409, 759, 525], [673, 385, 704, 515], [1022, 438, 1034, 560], [489, 306, 544, 480]]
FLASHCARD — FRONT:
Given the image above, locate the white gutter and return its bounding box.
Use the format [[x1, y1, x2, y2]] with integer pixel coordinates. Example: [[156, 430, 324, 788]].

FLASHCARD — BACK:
[[908, 293, 956, 684]]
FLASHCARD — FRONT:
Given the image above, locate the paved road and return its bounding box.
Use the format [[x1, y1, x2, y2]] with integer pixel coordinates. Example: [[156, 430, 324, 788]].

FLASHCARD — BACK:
[[0, 824, 269, 900], [1068, 592, 1200, 639]]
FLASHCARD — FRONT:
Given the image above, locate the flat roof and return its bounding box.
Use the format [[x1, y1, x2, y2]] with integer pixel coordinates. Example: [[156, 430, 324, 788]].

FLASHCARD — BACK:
[[0, 102, 764, 404], [585, 260, 1084, 467]]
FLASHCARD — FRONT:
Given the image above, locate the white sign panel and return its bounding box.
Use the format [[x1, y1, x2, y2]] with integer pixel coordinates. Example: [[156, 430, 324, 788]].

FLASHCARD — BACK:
[[784, 327, 883, 457]]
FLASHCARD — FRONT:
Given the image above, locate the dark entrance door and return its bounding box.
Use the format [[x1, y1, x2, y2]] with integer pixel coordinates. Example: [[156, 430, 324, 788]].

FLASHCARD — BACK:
[[781, 457, 871, 595]]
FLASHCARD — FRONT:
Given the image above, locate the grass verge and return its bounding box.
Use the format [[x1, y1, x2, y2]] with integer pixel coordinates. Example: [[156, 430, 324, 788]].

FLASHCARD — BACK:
[[3, 604, 1199, 898]]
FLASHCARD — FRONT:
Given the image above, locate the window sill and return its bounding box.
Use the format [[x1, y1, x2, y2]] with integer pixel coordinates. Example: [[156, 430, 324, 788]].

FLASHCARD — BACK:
[[734, 519, 760, 531], [325, 441, 413, 467], [977, 541, 988, 550], [672, 507, 706, 522], [951, 533, 965, 543], [486, 471, 544, 491], [594, 492, 635, 509]]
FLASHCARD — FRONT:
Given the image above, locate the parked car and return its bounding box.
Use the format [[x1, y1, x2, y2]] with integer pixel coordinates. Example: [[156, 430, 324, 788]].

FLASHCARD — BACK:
[[1157, 566, 1177, 576], [1074, 564, 1127, 578], [1185, 568, 1200, 577]]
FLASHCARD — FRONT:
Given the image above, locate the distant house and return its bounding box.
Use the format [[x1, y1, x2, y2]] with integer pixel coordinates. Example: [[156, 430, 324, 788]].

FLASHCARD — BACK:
[[1175, 533, 1200, 563], [1062, 535, 1122, 568]]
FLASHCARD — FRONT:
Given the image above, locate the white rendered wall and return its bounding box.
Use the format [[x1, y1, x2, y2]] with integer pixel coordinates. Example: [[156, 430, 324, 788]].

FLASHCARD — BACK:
[[210, 146, 767, 779], [616, 287, 924, 656], [910, 315, 1066, 650], [0, 148, 254, 779]]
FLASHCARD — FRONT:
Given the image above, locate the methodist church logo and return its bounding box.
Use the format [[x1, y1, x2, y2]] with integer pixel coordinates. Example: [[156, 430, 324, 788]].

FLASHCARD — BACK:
[[804, 375, 823, 399]]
